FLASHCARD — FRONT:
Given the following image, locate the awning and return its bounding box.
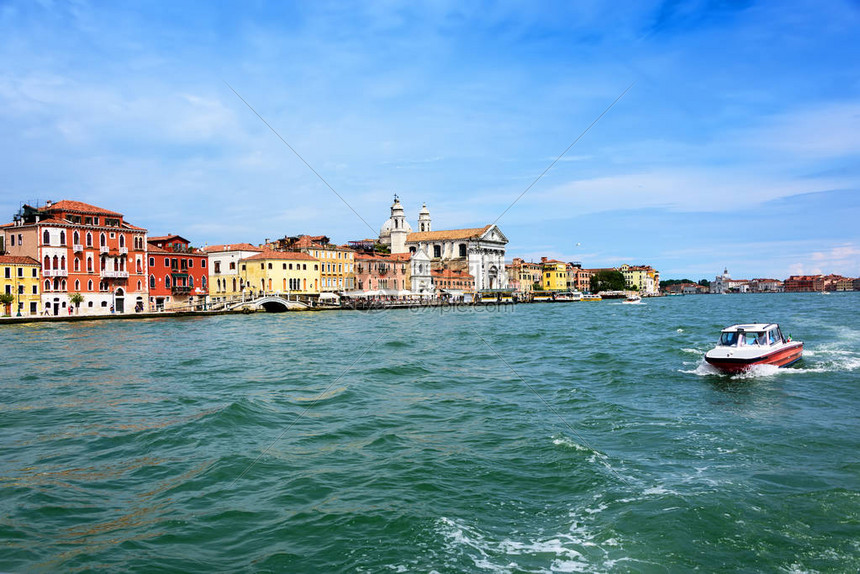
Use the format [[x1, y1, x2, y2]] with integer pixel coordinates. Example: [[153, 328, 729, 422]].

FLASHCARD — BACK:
[[318, 292, 340, 301], [442, 289, 464, 296]]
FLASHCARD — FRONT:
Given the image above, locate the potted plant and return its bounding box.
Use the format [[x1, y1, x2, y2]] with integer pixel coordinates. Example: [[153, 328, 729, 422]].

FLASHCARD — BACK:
[[0, 292, 14, 317]]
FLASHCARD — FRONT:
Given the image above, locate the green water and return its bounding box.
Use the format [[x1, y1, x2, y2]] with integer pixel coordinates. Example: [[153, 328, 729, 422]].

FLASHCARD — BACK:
[[1, 294, 858, 572]]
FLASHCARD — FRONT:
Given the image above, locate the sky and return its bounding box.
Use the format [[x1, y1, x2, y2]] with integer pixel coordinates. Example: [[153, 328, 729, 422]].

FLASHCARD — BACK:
[[1, 0, 859, 280]]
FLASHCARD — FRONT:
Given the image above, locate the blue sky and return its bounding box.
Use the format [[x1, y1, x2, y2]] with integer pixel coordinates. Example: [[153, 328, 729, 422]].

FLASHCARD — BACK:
[[1, 1, 858, 280]]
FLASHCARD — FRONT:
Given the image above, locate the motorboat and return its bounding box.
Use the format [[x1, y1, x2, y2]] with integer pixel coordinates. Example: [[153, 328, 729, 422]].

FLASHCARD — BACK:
[[581, 294, 602, 301], [704, 323, 802, 373], [622, 294, 642, 304], [553, 291, 583, 302]]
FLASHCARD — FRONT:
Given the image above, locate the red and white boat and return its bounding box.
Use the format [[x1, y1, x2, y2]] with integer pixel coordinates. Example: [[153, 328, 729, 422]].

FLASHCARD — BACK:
[[705, 323, 802, 373]]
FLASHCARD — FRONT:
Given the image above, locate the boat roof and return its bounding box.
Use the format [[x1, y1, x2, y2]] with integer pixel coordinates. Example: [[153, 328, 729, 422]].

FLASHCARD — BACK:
[[720, 323, 778, 332]]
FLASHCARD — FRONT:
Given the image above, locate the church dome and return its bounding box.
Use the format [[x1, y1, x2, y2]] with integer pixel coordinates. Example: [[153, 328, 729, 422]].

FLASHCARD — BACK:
[[380, 217, 412, 238]]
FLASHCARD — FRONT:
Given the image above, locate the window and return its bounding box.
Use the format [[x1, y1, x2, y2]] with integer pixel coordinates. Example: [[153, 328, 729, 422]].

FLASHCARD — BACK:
[[149, 275, 155, 288], [149, 257, 155, 267], [188, 259, 193, 268], [17, 267, 23, 278], [10, 235, 15, 246], [165, 275, 171, 288], [60, 231, 66, 245], [86, 232, 92, 247], [100, 233, 106, 246], [214, 261, 221, 273], [75, 280, 80, 290], [189, 276, 194, 288], [201, 260, 206, 268], [119, 235, 125, 247], [267, 263, 272, 270], [434, 245, 441, 258], [3, 267, 8, 278], [43, 230, 50, 245], [201, 276, 206, 289], [229, 261, 236, 270], [88, 280, 93, 290], [459, 244, 467, 257]]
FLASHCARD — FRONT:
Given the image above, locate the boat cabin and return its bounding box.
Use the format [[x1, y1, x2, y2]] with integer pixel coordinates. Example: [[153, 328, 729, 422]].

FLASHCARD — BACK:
[[717, 324, 786, 347]]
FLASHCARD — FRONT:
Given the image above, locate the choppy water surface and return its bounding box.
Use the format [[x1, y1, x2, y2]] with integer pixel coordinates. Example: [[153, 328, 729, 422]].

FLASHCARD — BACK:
[[1, 293, 858, 572]]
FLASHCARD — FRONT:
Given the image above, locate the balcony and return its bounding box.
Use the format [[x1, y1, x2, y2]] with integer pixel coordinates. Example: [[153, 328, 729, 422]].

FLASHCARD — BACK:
[[119, 246, 128, 255], [73, 243, 84, 252], [43, 268, 68, 277], [101, 270, 129, 279], [171, 285, 192, 295], [100, 245, 109, 254]]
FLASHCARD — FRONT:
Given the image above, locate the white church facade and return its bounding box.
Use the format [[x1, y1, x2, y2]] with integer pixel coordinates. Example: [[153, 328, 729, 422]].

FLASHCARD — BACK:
[[379, 197, 509, 292]]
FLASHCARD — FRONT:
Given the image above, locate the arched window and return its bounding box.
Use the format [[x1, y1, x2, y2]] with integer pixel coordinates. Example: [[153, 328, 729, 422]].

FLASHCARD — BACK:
[[88, 280, 93, 291], [165, 275, 171, 288], [202, 276, 206, 289], [44, 279, 51, 291], [53, 278, 59, 290], [43, 230, 50, 245], [75, 279, 80, 290], [232, 278, 237, 292], [137, 280, 142, 291], [100, 233, 106, 247], [60, 256, 66, 270], [61, 279, 66, 290], [44, 255, 51, 270], [119, 235, 125, 247], [52, 255, 59, 270], [87, 257, 93, 272], [149, 275, 155, 288], [59, 231, 66, 246], [100, 256, 106, 271], [86, 232, 92, 247], [189, 276, 194, 288], [73, 231, 79, 245], [74, 258, 80, 272]]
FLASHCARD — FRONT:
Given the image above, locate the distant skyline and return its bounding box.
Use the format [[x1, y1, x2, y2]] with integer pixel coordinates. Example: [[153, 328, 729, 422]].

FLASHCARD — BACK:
[[1, 1, 858, 280]]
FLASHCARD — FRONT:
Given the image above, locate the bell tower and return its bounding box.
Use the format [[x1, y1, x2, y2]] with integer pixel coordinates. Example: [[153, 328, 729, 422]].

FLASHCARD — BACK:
[[418, 203, 431, 232], [390, 195, 408, 254]]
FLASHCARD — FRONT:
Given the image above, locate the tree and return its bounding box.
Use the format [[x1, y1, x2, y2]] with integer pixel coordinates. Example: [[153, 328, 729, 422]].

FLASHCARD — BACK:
[[698, 279, 710, 287], [0, 292, 14, 316], [591, 270, 626, 292], [69, 292, 84, 314]]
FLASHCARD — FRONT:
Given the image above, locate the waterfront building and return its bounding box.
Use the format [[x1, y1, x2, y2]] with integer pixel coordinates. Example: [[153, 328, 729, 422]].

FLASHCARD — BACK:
[[1, 200, 147, 315], [378, 197, 508, 291], [784, 275, 825, 292], [147, 235, 209, 311], [824, 274, 853, 292], [240, 250, 320, 297], [540, 258, 568, 291], [566, 262, 593, 293], [749, 278, 784, 293], [410, 247, 433, 296], [354, 252, 411, 293], [710, 268, 751, 294], [619, 264, 660, 295], [204, 243, 263, 303], [431, 267, 475, 299], [300, 243, 355, 293], [506, 258, 542, 294], [0, 255, 41, 316]]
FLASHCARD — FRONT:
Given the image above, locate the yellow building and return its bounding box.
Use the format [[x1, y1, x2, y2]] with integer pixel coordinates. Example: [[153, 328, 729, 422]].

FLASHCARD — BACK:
[[0, 255, 41, 316], [240, 250, 320, 296], [619, 264, 660, 295], [301, 244, 355, 292], [541, 259, 568, 291], [204, 243, 263, 303]]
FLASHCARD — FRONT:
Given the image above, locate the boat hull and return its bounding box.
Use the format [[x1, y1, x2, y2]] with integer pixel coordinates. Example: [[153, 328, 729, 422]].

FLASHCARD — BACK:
[[705, 342, 803, 373]]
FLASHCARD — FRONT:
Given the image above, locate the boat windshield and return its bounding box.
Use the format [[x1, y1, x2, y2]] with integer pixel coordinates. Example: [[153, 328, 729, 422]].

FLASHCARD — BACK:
[[719, 332, 739, 346]]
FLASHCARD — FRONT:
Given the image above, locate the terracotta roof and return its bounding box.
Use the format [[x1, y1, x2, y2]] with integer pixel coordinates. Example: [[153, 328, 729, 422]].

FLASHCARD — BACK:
[[355, 252, 412, 262], [203, 243, 263, 253], [0, 255, 40, 265], [147, 245, 170, 254], [148, 234, 189, 243], [407, 225, 491, 242], [242, 250, 319, 262], [45, 200, 123, 217]]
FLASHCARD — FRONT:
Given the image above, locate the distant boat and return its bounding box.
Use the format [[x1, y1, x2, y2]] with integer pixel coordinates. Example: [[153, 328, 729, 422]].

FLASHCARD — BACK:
[[581, 294, 602, 302], [553, 291, 583, 302], [705, 323, 802, 373], [622, 294, 642, 304]]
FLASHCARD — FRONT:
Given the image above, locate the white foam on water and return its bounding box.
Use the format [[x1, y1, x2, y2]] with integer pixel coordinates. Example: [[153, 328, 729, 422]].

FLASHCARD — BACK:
[[676, 328, 684, 333], [681, 348, 703, 355], [435, 515, 623, 574], [552, 435, 591, 452]]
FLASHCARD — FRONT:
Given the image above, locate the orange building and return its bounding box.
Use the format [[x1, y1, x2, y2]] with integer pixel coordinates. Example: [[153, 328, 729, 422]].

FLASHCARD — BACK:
[[1, 200, 148, 315]]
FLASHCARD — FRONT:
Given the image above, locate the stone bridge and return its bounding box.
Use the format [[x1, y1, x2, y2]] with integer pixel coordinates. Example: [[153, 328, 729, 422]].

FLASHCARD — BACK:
[[229, 295, 310, 312]]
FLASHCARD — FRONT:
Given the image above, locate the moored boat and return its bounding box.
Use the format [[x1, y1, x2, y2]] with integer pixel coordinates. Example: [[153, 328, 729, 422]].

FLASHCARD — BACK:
[[704, 323, 802, 373], [581, 294, 602, 301]]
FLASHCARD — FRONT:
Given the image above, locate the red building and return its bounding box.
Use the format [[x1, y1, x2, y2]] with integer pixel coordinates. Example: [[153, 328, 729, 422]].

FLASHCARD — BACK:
[[784, 275, 825, 292], [1, 200, 148, 315], [147, 235, 209, 311], [431, 267, 475, 299]]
